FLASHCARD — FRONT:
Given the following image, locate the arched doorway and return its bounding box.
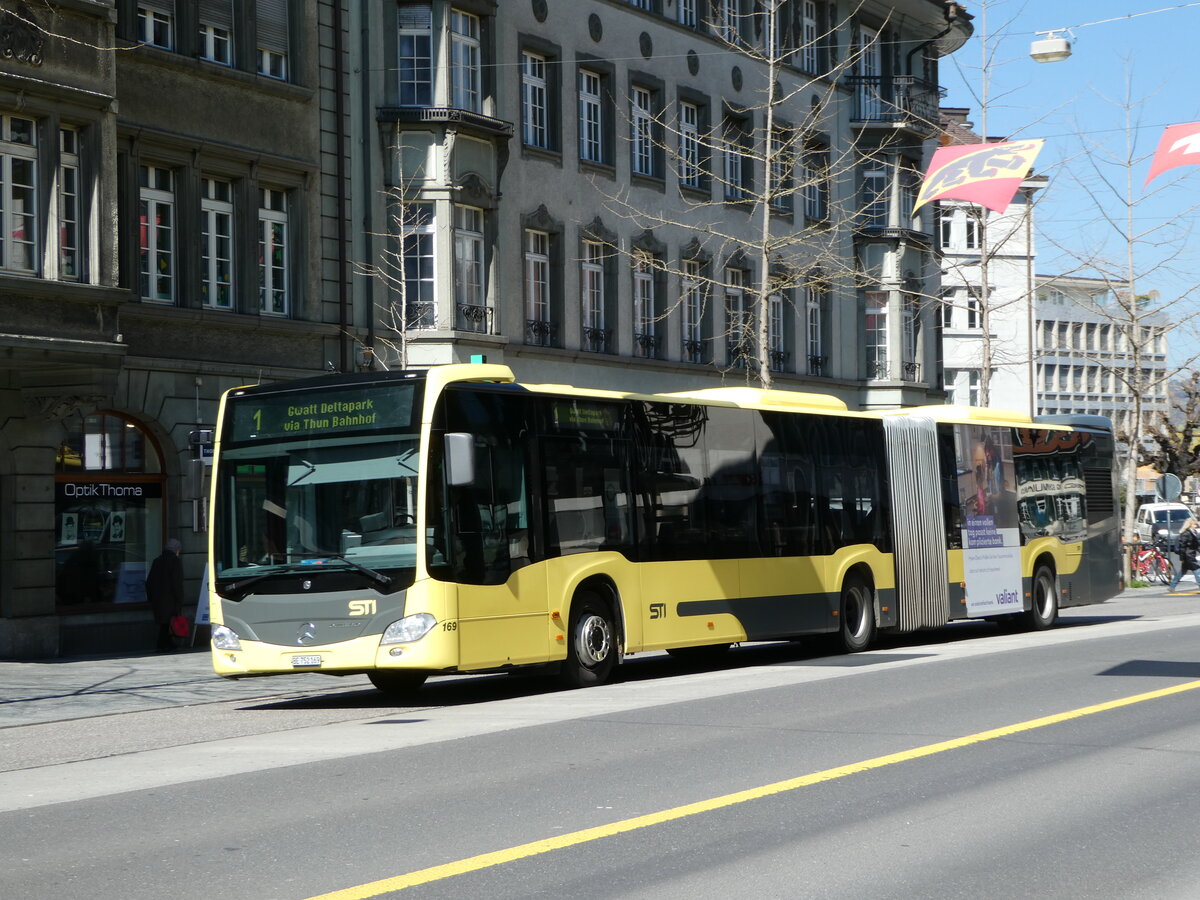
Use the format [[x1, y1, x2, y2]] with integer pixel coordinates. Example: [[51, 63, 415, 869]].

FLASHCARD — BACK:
[[54, 413, 166, 609]]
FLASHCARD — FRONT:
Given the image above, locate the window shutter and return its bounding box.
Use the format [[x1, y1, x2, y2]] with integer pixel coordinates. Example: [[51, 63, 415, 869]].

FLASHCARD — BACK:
[[139, 0, 175, 15], [199, 0, 233, 31], [398, 4, 432, 29], [256, 0, 289, 53]]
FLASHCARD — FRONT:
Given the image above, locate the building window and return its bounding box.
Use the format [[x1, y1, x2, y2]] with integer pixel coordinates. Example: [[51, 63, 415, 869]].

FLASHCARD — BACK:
[[862, 167, 887, 227], [454, 204, 486, 330], [942, 293, 954, 329], [579, 68, 605, 164], [769, 127, 793, 212], [55, 413, 165, 609], [682, 258, 704, 363], [938, 206, 953, 247], [806, 282, 825, 375], [802, 141, 828, 222], [799, 0, 819, 73], [581, 239, 609, 352], [865, 290, 888, 379], [768, 292, 787, 371], [726, 266, 749, 364], [398, 4, 433, 107], [256, 0, 289, 79], [522, 51, 549, 149], [902, 293, 918, 378], [966, 290, 980, 329], [137, 2, 174, 49], [258, 187, 288, 315], [199, 0, 233, 65], [632, 86, 655, 177], [524, 229, 552, 346], [139, 165, 175, 302], [633, 250, 658, 358], [723, 114, 749, 200], [399, 202, 436, 328], [451, 9, 481, 113], [964, 212, 980, 249], [899, 162, 919, 227], [679, 100, 702, 189], [59, 128, 80, 280], [678, 0, 697, 28], [1, 115, 37, 275], [711, 0, 736, 42], [201, 178, 234, 309]]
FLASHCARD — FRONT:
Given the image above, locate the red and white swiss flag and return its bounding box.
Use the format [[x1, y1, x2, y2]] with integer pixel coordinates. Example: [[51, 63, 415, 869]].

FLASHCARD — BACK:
[[1145, 122, 1200, 186]]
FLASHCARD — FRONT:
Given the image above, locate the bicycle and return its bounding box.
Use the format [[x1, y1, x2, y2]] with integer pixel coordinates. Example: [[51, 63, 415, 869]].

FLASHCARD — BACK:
[[1133, 541, 1173, 584]]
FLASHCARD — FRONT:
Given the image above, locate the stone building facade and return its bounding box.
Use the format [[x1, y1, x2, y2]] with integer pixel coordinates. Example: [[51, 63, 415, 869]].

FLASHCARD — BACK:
[[0, 0, 971, 657]]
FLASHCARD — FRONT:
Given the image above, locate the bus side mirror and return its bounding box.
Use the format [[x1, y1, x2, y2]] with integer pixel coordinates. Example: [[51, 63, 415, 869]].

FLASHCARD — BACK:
[[445, 432, 476, 487]]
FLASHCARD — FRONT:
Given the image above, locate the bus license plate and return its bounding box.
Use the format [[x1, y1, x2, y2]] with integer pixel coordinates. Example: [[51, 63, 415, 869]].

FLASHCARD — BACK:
[[291, 655, 322, 668]]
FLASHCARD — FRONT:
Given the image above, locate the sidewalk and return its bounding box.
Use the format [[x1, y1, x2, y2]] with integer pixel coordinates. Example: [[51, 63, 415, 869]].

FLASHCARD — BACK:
[[0, 646, 371, 728]]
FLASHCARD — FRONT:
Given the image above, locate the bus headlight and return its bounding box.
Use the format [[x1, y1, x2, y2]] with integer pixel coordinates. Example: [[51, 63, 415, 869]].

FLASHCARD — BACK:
[[380, 613, 437, 645], [211, 625, 242, 650]]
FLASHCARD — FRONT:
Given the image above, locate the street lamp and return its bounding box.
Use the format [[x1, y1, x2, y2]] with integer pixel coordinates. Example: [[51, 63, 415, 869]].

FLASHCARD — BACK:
[[1030, 30, 1072, 63]]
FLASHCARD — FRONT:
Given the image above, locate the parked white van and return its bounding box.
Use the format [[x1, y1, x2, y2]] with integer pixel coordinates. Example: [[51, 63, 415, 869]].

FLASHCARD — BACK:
[[1134, 502, 1193, 544]]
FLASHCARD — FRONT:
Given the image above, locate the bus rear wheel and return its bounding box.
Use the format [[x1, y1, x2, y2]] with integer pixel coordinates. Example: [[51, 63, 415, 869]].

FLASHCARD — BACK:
[[1023, 565, 1058, 630], [838, 573, 876, 653], [368, 670, 428, 697], [560, 591, 617, 688]]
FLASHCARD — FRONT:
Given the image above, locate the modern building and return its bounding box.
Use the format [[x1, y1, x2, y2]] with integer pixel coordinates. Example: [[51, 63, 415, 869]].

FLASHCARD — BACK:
[[1034, 274, 1169, 435], [0, 0, 973, 658], [937, 107, 1044, 414]]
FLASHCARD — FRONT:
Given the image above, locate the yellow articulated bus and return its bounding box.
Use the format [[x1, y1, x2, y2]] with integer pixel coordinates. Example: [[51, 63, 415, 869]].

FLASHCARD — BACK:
[[208, 364, 1121, 695]]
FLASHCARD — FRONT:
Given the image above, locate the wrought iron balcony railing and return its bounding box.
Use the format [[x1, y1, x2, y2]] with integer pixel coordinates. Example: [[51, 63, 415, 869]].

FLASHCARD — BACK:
[[807, 354, 828, 377], [456, 303, 492, 334], [405, 301, 437, 331], [682, 339, 705, 364], [867, 358, 890, 381], [526, 318, 558, 347], [634, 332, 661, 359], [768, 349, 789, 372], [846, 75, 944, 134], [902, 361, 922, 383], [582, 326, 613, 354]]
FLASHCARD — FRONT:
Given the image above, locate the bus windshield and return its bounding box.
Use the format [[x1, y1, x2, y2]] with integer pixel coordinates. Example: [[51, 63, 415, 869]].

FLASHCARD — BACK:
[[213, 433, 422, 583]]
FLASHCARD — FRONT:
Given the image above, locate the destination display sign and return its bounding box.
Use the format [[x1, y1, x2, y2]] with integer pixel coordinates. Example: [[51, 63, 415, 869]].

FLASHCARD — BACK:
[[227, 385, 418, 442]]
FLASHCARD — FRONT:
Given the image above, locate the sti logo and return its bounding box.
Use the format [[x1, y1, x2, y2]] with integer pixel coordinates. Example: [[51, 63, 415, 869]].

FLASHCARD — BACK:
[[649, 602, 667, 620], [348, 599, 377, 616]]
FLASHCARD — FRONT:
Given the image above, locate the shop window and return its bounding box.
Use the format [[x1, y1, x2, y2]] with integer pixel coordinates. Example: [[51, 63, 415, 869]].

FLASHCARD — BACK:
[[55, 414, 165, 608]]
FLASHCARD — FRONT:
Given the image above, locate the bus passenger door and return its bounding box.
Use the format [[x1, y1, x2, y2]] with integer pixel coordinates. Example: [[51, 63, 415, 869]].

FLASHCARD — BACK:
[[436, 389, 550, 670]]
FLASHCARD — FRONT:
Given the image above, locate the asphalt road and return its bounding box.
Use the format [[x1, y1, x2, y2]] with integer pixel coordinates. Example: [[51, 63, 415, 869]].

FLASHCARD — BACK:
[[3, 588, 1200, 899]]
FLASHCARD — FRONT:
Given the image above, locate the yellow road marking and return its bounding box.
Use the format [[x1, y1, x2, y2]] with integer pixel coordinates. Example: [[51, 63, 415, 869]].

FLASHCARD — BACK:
[[307, 679, 1200, 899]]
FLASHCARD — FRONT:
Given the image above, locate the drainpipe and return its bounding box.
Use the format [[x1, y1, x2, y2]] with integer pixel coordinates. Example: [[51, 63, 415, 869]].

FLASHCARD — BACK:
[[334, 0, 350, 372]]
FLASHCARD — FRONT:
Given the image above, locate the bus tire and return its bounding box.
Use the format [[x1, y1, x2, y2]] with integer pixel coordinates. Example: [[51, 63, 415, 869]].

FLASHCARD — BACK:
[[838, 572, 876, 653], [560, 590, 617, 688], [1023, 565, 1058, 631], [368, 670, 428, 697]]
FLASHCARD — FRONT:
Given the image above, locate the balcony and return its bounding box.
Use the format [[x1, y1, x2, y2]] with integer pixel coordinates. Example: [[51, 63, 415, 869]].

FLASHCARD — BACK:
[[634, 332, 661, 359], [847, 75, 944, 137], [378, 107, 514, 140], [683, 339, 706, 364], [405, 301, 437, 330], [526, 318, 558, 348], [807, 355, 828, 377], [456, 303, 493, 334], [582, 326, 613, 354]]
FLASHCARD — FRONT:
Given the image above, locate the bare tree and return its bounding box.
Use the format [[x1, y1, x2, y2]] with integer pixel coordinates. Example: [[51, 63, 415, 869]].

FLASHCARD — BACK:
[[1142, 372, 1200, 484], [1040, 76, 1200, 547], [595, 1, 930, 389]]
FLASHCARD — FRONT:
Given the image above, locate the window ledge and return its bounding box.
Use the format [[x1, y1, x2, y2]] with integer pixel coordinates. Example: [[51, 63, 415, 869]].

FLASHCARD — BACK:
[[630, 172, 666, 192], [579, 159, 617, 180], [521, 144, 563, 166]]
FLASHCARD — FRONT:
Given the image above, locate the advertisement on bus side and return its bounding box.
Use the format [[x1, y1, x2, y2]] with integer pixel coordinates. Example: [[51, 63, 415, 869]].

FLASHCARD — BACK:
[[956, 425, 1023, 617]]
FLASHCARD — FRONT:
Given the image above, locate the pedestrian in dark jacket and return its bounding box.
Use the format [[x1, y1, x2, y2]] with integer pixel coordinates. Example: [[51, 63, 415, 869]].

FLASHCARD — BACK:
[[146, 539, 184, 650], [1169, 518, 1200, 593]]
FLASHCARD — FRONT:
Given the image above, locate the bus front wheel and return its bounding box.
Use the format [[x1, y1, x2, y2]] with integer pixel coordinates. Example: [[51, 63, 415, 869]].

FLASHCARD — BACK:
[[560, 591, 617, 688], [838, 573, 876, 653], [1023, 565, 1058, 631], [368, 670, 428, 697]]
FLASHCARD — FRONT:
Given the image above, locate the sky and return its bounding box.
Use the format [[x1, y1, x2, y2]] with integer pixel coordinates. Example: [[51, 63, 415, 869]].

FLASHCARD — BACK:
[[938, 0, 1200, 368]]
